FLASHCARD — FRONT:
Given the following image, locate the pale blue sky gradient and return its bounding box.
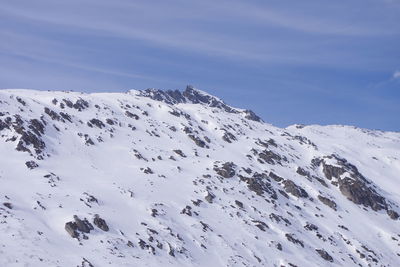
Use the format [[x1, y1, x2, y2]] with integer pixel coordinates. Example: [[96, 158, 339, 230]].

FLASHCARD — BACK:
[[1, 0, 399, 130]]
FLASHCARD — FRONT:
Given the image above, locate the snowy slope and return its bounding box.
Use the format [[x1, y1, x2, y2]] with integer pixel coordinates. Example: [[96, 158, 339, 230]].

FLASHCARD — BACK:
[[0, 86, 399, 267]]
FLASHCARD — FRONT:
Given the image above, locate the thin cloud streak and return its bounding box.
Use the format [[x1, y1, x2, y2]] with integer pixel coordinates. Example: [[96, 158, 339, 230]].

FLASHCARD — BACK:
[[0, 3, 397, 72]]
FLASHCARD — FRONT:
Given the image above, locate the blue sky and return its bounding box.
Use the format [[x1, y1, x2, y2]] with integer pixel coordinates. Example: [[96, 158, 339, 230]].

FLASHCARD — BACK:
[[1, 0, 399, 131]]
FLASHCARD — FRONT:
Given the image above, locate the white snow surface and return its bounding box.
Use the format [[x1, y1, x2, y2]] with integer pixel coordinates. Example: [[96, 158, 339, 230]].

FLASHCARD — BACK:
[[0, 88, 399, 267]]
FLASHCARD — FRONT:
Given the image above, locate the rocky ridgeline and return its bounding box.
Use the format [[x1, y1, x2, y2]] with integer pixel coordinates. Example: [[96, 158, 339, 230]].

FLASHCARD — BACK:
[[0, 87, 399, 266]]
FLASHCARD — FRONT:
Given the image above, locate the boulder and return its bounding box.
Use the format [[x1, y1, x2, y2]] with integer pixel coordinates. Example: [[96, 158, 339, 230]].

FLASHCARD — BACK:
[[74, 215, 93, 233], [93, 214, 109, 231], [65, 222, 78, 238]]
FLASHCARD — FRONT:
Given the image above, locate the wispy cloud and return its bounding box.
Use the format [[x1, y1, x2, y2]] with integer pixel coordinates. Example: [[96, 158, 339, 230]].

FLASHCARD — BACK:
[[0, 0, 398, 130], [1, 0, 398, 71], [393, 70, 400, 79]]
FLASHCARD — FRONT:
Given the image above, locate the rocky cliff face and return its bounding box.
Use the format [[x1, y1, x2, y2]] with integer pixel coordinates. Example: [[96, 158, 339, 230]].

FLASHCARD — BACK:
[[0, 87, 399, 267]]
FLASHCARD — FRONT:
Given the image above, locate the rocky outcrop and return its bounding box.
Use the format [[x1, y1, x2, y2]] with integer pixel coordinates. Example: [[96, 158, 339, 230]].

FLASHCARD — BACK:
[[240, 173, 277, 200], [283, 180, 308, 198], [258, 150, 286, 165], [93, 214, 109, 231], [25, 161, 39, 169], [316, 155, 392, 217], [339, 178, 386, 211], [138, 86, 262, 122], [65, 215, 94, 238], [318, 195, 337, 210], [316, 249, 333, 262], [285, 233, 304, 247], [387, 210, 399, 220], [213, 162, 236, 178], [205, 191, 215, 203]]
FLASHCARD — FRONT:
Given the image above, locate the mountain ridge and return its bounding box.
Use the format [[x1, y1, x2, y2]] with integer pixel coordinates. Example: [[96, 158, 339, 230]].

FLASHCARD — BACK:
[[0, 87, 399, 266]]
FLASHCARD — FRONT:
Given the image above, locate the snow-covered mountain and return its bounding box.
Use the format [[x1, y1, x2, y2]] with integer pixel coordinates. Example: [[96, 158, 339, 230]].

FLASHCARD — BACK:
[[0, 86, 399, 267]]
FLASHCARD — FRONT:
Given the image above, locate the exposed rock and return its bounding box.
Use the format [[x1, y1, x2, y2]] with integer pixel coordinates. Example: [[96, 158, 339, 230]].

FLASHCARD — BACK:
[[65, 222, 79, 238], [88, 118, 105, 129], [235, 200, 244, 208], [188, 134, 207, 148], [252, 220, 268, 231], [0, 119, 9, 131], [25, 161, 39, 169], [339, 178, 386, 211], [16, 129, 46, 155], [73, 98, 89, 111], [258, 150, 286, 165], [316, 249, 333, 262], [138, 88, 186, 105], [296, 167, 310, 178], [143, 167, 153, 174], [243, 109, 262, 122], [180, 205, 192, 216], [240, 173, 277, 199], [3, 202, 13, 209], [173, 149, 186, 158], [138, 86, 262, 121], [387, 210, 399, 220], [73, 215, 93, 233], [44, 107, 61, 121], [322, 163, 345, 180], [28, 119, 45, 136], [125, 111, 139, 120], [304, 222, 318, 231], [214, 162, 236, 178], [269, 172, 284, 182], [60, 112, 72, 122], [285, 233, 304, 247], [318, 195, 337, 210], [205, 191, 215, 203], [222, 131, 237, 143], [283, 180, 308, 198], [93, 214, 109, 231], [269, 213, 291, 226], [84, 135, 95, 146]]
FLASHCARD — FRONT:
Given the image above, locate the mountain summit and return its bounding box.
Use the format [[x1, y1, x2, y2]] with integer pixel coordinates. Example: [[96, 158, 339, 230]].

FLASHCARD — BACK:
[[0, 87, 399, 266]]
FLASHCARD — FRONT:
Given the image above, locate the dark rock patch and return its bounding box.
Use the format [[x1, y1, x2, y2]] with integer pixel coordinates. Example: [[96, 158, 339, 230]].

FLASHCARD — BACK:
[[44, 107, 61, 121], [283, 180, 308, 198], [188, 135, 207, 148], [304, 222, 318, 231], [258, 150, 286, 165], [93, 214, 109, 231], [173, 149, 186, 158], [240, 173, 277, 200], [214, 162, 236, 178], [205, 191, 215, 203], [269, 172, 284, 182], [73, 98, 89, 111], [316, 249, 333, 262], [25, 161, 39, 169], [387, 210, 399, 220], [235, 200, 244, 208], [222, 131, 237, 143], [318, 195, 337, 210], [285, 233, 304, 247], [87, 118, 105, 129], [125, 111, 139, 120], [3, 202, 13, 209], [339, 178, 386, 211], [252, 220, 269, 231]]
